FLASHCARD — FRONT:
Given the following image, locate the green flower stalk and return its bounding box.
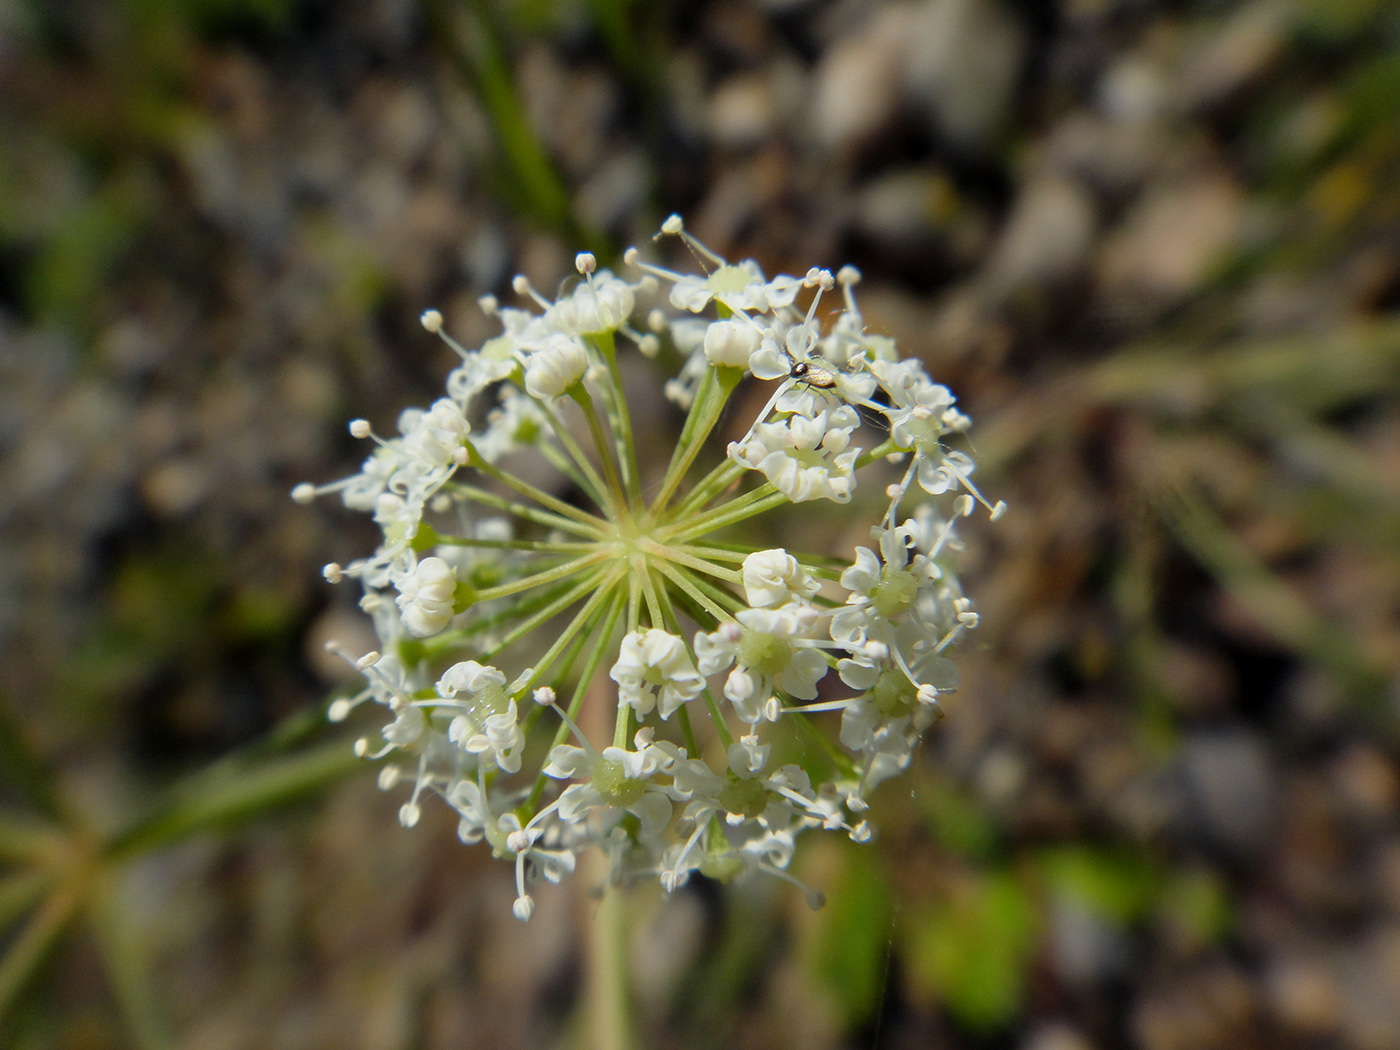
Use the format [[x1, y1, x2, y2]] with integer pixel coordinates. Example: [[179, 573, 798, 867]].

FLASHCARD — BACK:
[[294, 216, 1003, 920]]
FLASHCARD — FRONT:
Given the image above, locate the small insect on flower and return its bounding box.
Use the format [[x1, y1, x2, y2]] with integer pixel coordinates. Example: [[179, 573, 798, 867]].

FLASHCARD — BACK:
[[785, 350, 843, 389]]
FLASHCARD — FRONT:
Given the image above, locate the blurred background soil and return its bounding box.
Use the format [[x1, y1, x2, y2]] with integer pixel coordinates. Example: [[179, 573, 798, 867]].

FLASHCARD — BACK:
[[2, 0, 1400, 1047]]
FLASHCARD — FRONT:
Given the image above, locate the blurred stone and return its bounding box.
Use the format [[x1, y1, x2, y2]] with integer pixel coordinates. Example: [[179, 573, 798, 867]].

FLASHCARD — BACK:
[[1044, 112, 1168, 194], [1049, 898, 1131, 985], [1174, 2, 1287, 114], [709, 72, 778, 150], [903, 0, 1026, 152], [1156, 643, 1235, 718], [1179, 728, 1277, 859], [981, 175, 1096, 299], [852, 168, 956, 245], [1099, 54, 1170, 124], [1336, 925, 1400, 1050], [1263, 954, 1342, 1036], [1332, 744, 1400, 823], [575, 148, 647, 232], [141, 458, 210, 517], [1130, 963, 1257, 1050], [809, 3, 906, 153], [1021, 1022, 1097, 1050], [305, 605, 379, 685], [1098, 170, 1244, 304]]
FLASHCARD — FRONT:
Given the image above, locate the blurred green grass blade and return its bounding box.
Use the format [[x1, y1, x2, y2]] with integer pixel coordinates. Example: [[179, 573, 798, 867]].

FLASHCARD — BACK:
[[88, 877, 172, 1050], [1036, 844, 1159, 925], [1088, 320, 1400, 414], [0, 872, 51, 934], [0, 816, 63, 864], [0, 691, 64, 820], [807, 849, 894, 1026], [1155, 484, 1391, 704], [0, 888, 82, 1032], [108, 739, 362, 860], [903, 868, 1037, 1032], [424, 0, 581, 240]]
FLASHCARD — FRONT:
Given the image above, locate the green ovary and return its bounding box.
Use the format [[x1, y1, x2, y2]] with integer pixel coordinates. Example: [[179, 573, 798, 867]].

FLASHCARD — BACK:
[[718, 777, 768, 820], [594, 759, 646, 806], [738, 631, 792, 677], [873, 570, 919, 618], [872, 669, 917, 716]]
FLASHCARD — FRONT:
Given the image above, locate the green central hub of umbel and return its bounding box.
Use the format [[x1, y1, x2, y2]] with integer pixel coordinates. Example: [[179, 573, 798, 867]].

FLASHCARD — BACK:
[[593, 759, 646, 806], [738, 631, 792, 677]]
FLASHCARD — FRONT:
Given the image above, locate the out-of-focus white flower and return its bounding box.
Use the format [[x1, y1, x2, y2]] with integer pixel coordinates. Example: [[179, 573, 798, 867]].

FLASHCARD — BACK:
[[702, 319, 760, 368]]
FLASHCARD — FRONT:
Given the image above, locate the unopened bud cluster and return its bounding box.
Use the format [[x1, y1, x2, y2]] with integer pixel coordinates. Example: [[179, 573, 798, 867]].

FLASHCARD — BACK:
[[295, 217, 1002, 919]]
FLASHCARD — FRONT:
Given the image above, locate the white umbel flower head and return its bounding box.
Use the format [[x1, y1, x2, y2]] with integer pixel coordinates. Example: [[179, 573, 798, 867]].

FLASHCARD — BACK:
[[297, 214, 1000, 920]]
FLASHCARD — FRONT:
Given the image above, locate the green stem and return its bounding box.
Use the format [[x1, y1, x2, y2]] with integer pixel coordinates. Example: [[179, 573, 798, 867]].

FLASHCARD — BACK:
[[647, 365, 742, 521], [670, 458, 746, 519], [583, 858, 633, 1050], [525, 589, 626, 812], [593, 331, 645, 513], [469, 445, 611, 532], [471, 550, 611, 604], [664, 488, 789, 545], [450, 482, 607, 539], [435, 535, 598, 553], [535, 395, 615, 513], [573, 384, 628, 518], [645, 542, 740, 583], [654, 562, 739, 622], [0, 887, 82, 1029], [507, 567, 626, 698], [539, 439, 609, 512]]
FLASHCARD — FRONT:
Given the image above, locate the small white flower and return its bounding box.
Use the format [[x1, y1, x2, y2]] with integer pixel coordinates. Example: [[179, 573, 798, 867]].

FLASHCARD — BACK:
[[742, 549, 819, 608], [524, 333, 589, 398], [610, 629, 705, 720], [549, 271, 636, 335], [394, 556, 458, 636], [702, 319, 760, 368], [729, 409, 861, 504]]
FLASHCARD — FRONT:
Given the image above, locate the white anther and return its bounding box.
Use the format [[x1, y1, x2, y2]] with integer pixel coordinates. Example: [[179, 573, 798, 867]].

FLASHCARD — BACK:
[[420, 309, 443, 333]]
